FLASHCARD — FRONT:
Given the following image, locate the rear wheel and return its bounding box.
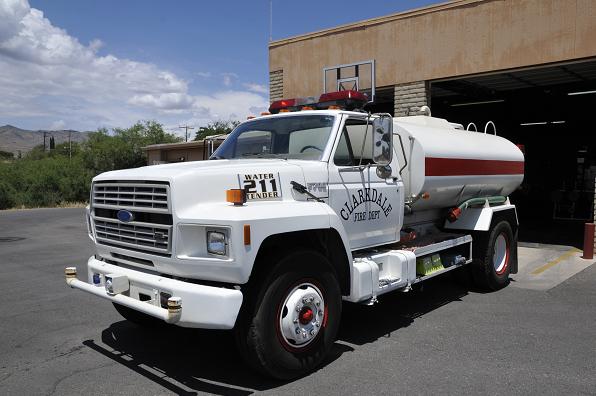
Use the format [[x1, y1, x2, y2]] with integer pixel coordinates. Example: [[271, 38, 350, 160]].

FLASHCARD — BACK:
[[472, 220, 513, 290], [235, 250, 341, 380]]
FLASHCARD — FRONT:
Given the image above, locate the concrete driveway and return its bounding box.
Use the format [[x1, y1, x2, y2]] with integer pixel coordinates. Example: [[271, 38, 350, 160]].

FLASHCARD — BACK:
[[1, 208, 595, 395]]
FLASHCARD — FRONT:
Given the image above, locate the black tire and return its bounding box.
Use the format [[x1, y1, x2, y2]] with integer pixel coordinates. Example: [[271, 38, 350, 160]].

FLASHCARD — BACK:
[[471, 220, 514, 291], [112, 302, 163, 327], [235, 250, 342, 380]]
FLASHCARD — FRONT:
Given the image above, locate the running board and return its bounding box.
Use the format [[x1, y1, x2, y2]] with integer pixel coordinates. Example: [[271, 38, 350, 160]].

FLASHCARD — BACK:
[[411, 258, 472, 284], [347, 232, 473, 303]]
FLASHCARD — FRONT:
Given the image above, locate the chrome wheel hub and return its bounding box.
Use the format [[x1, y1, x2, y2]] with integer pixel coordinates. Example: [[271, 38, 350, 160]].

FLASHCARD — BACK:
[[278, 282, 325, 349], [493, 233, 508, 274]]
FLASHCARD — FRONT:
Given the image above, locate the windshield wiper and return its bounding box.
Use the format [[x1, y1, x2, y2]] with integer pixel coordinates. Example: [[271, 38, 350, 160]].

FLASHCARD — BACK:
[[241, 153, 277, 158], [290, 181, 324, 202]]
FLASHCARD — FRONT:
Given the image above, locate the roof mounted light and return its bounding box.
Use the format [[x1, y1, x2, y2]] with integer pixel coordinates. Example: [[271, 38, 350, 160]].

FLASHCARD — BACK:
[[318, 90, 368, 110], [269, 96, 317, 114], [269, 90, 368, 113]]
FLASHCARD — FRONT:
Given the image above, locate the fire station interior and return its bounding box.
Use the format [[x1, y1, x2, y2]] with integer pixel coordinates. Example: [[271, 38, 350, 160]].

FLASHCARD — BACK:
[[428, 60, 596, 247]]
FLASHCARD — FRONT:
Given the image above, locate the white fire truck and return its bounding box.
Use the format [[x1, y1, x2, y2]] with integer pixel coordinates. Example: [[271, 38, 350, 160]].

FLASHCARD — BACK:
[[65, 90, 524, 379]]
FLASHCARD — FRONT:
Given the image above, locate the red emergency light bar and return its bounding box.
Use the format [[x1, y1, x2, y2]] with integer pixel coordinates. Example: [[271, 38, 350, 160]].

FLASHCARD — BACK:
[[318, 90, 368, 110], [269, 90, 369, 114], [269, 96, 318, 114]]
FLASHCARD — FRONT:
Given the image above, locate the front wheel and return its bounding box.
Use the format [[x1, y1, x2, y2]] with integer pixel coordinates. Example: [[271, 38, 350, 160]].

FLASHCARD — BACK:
[[472, 220, 513, 290], [235, 250, 341, 380]]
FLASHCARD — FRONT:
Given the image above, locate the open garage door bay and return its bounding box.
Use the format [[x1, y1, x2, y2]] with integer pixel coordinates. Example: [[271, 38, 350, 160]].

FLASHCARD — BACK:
[[431, 59, 596, 247]]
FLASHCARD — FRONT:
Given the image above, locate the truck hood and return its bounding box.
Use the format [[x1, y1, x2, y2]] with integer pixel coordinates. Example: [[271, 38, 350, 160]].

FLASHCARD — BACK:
[[93, 159, 328, 216]]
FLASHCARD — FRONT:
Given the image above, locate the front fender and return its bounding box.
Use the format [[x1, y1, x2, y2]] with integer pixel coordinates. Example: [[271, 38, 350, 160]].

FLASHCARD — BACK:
[[175, 201, 350, 284]]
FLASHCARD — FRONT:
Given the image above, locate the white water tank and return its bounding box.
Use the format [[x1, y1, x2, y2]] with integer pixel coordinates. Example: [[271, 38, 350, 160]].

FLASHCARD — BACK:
[[394, 116, 524, 211]]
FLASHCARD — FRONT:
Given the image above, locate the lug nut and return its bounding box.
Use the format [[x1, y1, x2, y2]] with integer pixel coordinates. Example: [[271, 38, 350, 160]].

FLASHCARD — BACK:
[[302, 331, 307, 339], [309, 297, 314, 302], [293, 318, 299, 324], [315, 300, 320, 306], [310, 329, 316, 335], [302, 298, 308, 304], [315, 321, 320, 327], [295, 327, 301, 334]]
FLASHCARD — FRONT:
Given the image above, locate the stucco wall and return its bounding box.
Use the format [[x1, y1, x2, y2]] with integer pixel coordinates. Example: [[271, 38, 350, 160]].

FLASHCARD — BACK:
[[269, 0, 596, 98]]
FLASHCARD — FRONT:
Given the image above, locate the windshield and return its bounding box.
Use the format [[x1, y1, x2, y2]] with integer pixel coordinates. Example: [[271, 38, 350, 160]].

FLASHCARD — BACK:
[[211, 114, 335, 160]]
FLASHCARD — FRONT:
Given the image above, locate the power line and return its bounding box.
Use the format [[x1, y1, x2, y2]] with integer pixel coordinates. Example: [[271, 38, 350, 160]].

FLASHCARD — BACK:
[[178, 125, 195, 142]]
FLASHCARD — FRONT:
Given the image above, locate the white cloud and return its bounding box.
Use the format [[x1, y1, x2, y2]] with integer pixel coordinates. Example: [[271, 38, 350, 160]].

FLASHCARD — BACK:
[[221, 72, 238, 87], [243, 83, 268, 94], [50, 119, 65, 130], [134, 90, 269, 122], [0, 0, 267, 131], [128, 93, 195, 111]]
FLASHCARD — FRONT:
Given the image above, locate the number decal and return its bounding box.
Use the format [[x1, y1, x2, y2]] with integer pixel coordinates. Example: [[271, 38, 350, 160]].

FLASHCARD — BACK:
[[241, 173, 281, 200], [244, 179, 257, 194]]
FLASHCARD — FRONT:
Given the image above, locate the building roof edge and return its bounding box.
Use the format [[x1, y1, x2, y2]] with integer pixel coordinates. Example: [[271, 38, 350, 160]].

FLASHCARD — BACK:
[[269, 0, 490, 48]]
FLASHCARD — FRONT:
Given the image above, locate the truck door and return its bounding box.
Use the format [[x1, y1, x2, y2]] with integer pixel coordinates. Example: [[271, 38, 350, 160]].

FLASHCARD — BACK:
[[328, 115, 403, 250]]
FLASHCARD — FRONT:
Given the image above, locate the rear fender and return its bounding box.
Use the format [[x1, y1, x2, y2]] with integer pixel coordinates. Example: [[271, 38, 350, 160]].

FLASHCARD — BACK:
[[446, 204, 519, 274]]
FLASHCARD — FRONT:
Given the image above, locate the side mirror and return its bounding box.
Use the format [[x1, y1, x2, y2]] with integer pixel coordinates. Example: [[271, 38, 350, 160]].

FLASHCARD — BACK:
[[372, 115, 393, 166]]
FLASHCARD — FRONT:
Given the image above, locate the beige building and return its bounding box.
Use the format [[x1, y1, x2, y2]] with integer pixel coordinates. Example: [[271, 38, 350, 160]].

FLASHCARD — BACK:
[[269, 0, 595, 113], [269, 0, 596, 244], [143, 137, 225, 165]]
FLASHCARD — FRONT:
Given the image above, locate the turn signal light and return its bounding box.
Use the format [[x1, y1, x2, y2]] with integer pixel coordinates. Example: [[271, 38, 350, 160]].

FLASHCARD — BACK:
[[243, 224, 251, 245], [226, 189, 246, 206], [301, 106, 314, 111]]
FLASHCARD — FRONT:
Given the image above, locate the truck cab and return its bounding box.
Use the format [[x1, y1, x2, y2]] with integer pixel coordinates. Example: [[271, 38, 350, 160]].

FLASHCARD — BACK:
[[66, 91, 523, 379]]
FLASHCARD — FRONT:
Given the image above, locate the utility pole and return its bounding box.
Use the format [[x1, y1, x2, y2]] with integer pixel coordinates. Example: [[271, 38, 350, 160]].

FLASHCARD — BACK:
[[43, 131, 47, 152], [269, 0, 273, 42], [178, 125, 195, 142], [68, 131, 72, 160]]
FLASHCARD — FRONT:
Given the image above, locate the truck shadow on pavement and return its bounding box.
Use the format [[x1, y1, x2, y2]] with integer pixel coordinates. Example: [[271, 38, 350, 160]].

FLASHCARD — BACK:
[[83, 272, 472, 395]]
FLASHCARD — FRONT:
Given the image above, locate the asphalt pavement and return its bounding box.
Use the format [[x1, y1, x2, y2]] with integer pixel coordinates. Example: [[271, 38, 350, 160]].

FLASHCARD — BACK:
[[1, 208, 595, 395]]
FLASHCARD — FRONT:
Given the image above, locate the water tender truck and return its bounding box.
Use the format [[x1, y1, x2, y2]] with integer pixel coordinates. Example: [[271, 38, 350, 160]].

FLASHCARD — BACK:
[[64, 90, 524, 379]]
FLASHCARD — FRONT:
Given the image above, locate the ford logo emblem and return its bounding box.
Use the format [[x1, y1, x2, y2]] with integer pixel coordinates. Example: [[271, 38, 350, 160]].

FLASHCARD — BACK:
[[117, 210, 134, 223]]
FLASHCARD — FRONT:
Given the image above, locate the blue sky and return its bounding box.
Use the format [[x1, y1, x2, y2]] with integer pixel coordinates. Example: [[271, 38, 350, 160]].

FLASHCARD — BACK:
[[1, 0, 440, 134]]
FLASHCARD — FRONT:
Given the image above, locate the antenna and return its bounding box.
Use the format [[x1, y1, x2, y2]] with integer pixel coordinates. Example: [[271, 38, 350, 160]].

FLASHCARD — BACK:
[[269, 0, 273, 42]]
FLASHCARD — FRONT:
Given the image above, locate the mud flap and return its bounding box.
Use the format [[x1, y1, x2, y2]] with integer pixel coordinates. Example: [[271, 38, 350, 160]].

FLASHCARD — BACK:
[[510, 229, 519, 274]]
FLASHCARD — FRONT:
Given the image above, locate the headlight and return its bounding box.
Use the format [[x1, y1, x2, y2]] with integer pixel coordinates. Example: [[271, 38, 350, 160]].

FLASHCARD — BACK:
[[207, 231, 227, 255]]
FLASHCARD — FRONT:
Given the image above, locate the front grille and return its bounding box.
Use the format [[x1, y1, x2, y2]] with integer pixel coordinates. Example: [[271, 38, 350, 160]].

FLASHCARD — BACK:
[[93, 181, 169, 213], [92, 181, 172, 256], [94, 217, 171, 255]]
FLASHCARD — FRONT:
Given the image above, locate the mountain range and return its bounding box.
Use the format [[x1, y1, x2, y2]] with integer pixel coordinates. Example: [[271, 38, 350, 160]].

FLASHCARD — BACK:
[[0, 125, 89, 156]]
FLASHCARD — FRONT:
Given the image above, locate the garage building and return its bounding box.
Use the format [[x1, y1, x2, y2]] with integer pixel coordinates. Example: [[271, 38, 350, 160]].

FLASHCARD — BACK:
[[268, 0, 596, 245]]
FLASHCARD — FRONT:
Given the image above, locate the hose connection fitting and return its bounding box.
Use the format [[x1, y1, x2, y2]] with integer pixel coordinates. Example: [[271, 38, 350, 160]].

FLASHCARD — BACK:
[[447, 207, 462, 223]]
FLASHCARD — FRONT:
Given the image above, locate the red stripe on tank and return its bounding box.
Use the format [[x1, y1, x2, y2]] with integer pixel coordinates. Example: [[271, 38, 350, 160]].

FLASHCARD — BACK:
[[425, 157, 524, 176]]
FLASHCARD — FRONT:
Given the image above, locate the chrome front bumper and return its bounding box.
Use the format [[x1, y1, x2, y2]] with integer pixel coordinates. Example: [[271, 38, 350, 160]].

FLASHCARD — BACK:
[[65, 257, 243, 329]]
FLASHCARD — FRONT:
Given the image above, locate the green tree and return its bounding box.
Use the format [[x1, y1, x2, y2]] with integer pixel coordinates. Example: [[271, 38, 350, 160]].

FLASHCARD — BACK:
[[0, 120, 181, 209], [0, 179, 16, 209], [193, 120, 239, 141], [82, 121, 181, 174], [0, 150, 14, 160]]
